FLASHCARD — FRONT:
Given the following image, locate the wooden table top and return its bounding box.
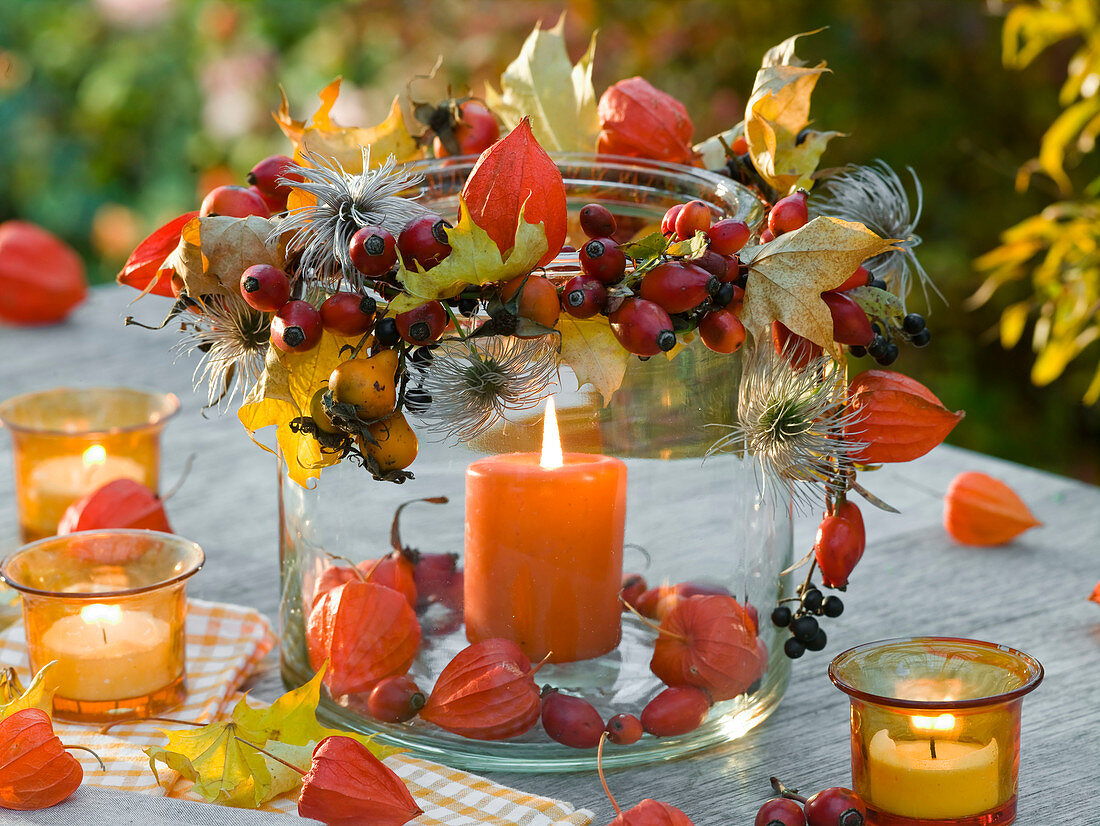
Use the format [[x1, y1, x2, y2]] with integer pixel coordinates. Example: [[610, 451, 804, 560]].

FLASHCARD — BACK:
[[1, 286, 1097, 825]]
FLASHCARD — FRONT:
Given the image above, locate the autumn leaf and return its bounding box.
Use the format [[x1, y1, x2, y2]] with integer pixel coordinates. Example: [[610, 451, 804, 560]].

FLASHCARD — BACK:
[[390, 200, 549, 313], [1090, 582, 1100, 605], [117, 211, 198, 298], [485, 14, 599, 153], [231, 666, 400, 760], [0, 662, 59, 721], [164, 215, 282, 298], [558, 315, 630, 404], [741, 217, 897, 357], [276, 79, 422, 174], [744, 31, 843, 193], [146, 720, 310, 808], [238, 331, 356, 488]]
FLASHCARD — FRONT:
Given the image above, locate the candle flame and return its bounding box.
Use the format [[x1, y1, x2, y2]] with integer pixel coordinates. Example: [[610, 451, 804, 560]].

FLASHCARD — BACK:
[[80, 603, 122, 625], [911, 713, 957, 734], [82, 444, 107, 466], [540, 397, 563, 469]]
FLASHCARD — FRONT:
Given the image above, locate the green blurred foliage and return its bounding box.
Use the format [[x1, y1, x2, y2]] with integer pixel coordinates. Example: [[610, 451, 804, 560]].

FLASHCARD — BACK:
[[1, 0, 1097, 480]]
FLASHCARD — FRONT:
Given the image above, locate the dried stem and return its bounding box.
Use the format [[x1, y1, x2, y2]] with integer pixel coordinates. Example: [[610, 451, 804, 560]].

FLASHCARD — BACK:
[[597, 733, 622, 816], [64, 745, 106, 772]]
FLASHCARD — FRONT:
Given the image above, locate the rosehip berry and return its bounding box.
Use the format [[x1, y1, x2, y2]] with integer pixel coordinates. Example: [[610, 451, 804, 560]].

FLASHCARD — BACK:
[[832, 501, 866, 554], [398, 214, 452, 271], [674, 199, 712, 240], [395, 300, 448, 344], [431, 99, 500, 158], [771, 606, 792, 627], [609, 298, 676, 357], [699, 309, 746, 354], [639, 262, 713, 314], [815, 515, 864, 588], [320, 292, 376, 337], [821, 291, 873, 346], [271, 300, 322, 353], [367, 675, 426, 723], [605, 713, 643, 745], [773, 321, 823, 369], [349, 225, 397, 277], [620, 573, 647, 611], [832, 265, 872, 293], [579, 203, 617, 238], [694, 249, 729, 281], [768, 190, 808, 235], [199, 184, 269, 218], [804, 787, 866, 826], [580, 237, 627, 285], [561, 274, 608, 319], [756, 797, 807, 826], [731, 136, 749, 155], [707, 219, 751, 255], [239, 264, 291, 312], [759, 227, 776, 243], [540, 689, 605, 749], [640, 685, 711, 737], [501, 274, 560, 328], [661, 203, 684, 236], [247, 154, 302, 213]]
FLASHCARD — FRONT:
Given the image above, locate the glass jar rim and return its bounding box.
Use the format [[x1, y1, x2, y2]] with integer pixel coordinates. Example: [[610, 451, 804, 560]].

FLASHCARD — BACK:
[[828, 636, 1044, 710], [0, 529, 205, 598], [0, 386, 180, 436]]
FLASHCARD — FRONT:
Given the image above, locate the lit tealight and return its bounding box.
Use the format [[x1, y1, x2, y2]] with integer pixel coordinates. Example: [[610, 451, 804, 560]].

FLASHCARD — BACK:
[[82, 444, 107, 466], [80, 603, 123, 625], [911, 713, 958, 735]]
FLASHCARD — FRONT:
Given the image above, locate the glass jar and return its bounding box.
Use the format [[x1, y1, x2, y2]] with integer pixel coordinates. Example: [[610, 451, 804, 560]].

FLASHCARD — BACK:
[[277, 155, 793, 771], [829, 637, 1044, 826]]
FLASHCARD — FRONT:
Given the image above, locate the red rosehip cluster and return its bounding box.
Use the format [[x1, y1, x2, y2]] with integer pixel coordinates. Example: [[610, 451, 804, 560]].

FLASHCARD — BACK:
[[757, 778, 866, 826]]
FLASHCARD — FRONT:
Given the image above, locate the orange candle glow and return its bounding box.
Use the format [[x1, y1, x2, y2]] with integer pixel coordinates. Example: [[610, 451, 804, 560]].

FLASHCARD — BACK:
[[464, 398, 627, 663]]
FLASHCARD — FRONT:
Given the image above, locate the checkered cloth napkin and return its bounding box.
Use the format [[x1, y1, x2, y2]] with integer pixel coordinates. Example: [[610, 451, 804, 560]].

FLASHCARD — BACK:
[[0, 599, 593, 825]]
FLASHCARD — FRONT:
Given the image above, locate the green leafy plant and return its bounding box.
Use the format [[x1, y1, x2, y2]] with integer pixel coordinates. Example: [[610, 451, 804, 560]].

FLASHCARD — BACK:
[[974, 0, 1100, 401]]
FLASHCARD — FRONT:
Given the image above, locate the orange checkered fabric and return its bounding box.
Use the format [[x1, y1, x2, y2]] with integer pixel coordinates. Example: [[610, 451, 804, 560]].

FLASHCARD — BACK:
[[0, 599, 594, 825]]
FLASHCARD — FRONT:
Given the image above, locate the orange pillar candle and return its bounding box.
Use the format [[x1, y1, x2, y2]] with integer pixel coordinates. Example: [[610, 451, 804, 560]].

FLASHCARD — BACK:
[[464, 398, 627, 663]]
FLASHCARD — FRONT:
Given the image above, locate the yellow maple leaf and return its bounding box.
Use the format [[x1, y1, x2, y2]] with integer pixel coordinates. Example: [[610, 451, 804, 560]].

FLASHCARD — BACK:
[[389, 199, 549, 314], [277, 79, 421, 178], [146, 720, 309, 808], [741, 216, 898, 358], [164, 215, 282, 298], [485, 13, 599, 152], [744, 31, 843, 194], [231, 665, 400, 759], [0, 662, 59, 721], [238, 332, 356, 488], [558, 315, 631, 405]]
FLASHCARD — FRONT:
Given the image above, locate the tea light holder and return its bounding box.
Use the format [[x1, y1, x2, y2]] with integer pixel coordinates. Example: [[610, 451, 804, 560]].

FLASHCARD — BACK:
[[0, 386, 179, 543], [829, 637, 1043, 826], [0, 529, 204, 720]]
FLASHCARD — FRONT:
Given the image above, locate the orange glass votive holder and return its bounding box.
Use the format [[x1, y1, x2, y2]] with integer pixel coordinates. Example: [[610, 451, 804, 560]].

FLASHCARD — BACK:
[[0, 387, 179, 543], [0, 530, 204, 721], [829, 638, 1043, 826]]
